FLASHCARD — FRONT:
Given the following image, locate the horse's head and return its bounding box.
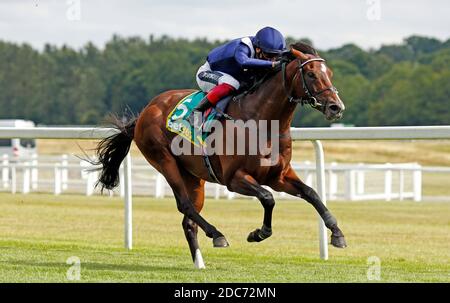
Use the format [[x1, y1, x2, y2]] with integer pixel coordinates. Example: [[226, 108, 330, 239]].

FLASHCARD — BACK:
[[284, 43, 345, 121]]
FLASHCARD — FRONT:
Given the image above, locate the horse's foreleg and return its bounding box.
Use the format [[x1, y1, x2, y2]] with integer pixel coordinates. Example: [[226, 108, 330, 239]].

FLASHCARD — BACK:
[[271, 167, 347, 248], [229, 170, 275, 242]]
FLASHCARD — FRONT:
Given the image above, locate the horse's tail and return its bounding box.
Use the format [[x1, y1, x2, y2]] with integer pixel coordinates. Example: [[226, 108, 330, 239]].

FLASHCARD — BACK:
[[95, 116, 136, 191]]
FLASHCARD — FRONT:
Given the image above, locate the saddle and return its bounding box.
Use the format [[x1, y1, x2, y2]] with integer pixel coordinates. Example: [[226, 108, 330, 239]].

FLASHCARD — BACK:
[[166, 91, 233, 147]]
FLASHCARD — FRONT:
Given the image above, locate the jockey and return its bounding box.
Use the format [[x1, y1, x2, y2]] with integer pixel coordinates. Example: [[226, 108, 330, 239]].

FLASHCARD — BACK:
[[189, 26, 287, 124]]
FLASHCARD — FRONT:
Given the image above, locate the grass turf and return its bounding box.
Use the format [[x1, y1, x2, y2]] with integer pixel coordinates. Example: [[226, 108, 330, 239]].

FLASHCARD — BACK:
[[0, 193, 448, 282]]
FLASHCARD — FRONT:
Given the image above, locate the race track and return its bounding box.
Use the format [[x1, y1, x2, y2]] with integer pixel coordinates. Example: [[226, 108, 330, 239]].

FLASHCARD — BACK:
[[0, 193, 448, 282]]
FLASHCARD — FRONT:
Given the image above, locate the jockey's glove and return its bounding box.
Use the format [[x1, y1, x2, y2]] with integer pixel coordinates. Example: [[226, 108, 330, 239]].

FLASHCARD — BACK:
[[272, 60, 282, 69]]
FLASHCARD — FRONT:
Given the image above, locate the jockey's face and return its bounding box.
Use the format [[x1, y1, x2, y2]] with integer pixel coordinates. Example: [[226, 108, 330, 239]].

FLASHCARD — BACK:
[[255, 48, 278, 61]]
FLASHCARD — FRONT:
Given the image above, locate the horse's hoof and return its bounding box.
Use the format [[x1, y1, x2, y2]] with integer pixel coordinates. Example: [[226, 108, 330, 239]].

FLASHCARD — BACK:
[[247, 228, 271, 243], [213, 236, 229, 248], [247, 230, 261, 242], [331, 234, 347, 248]]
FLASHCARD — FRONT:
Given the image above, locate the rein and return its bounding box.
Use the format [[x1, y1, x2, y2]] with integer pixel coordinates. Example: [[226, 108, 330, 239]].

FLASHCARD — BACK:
[[282, 58, 338, 110]]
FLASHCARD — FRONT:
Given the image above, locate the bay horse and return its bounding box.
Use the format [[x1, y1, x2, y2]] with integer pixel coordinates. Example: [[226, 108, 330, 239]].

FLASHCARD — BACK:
[[95, 42, 347, 268]]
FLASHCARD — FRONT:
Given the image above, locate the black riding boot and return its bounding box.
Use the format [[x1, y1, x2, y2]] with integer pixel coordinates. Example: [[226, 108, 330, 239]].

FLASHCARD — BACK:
[[188, 96, 212, 126]]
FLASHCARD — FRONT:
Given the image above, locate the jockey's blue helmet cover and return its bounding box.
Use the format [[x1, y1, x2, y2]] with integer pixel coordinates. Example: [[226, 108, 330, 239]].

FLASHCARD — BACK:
[[254, 27, 287, 54]]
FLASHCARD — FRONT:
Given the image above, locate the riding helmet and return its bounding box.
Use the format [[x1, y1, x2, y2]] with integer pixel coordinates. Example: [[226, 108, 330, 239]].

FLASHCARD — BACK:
[[254, 26, 287, 54]]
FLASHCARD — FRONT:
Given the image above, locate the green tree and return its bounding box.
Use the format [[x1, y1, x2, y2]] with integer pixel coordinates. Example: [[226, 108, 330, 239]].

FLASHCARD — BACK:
[[0, 35, 448, 126]]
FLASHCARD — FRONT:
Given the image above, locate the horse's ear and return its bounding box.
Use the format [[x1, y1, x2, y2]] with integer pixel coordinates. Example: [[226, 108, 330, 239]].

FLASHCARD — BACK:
[[290, 47, 309, 60]]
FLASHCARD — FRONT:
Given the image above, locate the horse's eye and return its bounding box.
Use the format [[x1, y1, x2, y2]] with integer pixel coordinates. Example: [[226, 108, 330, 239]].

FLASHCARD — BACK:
[[307, 72, 316, 78]]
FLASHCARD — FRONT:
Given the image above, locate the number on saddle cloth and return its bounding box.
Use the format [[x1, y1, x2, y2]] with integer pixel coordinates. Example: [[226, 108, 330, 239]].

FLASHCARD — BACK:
[[166, 91, 233, 147]]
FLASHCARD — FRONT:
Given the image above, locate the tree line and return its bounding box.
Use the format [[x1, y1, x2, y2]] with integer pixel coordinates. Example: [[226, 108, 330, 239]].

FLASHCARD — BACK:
[[0, 34, 448, 126]]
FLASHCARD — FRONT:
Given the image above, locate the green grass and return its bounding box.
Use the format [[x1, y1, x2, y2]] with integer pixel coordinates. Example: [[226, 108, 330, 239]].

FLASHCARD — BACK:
[[0, 193, 449, 282]]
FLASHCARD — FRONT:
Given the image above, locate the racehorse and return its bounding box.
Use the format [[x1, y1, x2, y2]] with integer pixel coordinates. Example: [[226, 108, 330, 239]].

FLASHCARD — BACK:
[[94, 42, 347, 269]]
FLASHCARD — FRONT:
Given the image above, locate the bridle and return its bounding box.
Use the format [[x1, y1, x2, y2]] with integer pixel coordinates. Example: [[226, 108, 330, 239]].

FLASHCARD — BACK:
[[282, 58, 339, 110]]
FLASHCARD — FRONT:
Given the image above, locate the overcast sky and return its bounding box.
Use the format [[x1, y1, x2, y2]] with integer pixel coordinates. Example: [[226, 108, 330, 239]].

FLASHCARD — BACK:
[[0, 0, 449, 51]]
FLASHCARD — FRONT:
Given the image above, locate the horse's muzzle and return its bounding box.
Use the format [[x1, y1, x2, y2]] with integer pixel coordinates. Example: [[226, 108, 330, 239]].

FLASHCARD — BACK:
[[325, 102, 345, 121]]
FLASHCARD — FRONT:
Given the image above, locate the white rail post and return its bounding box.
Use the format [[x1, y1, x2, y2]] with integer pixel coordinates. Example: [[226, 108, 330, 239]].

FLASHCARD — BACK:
[[54, 164, 61, 195], [312, 140, 328, 261], [80, 160, 88, 195], [2, 154, 9, 189], [31, 153, 38, 190], [226, 188, 235, 200], [22, 162, 30, 194], [61, 154, 68, 191], [155, 173, 165, 198], [384, 163, 392, 201], [345, 170, 356, 201], [119, 164, 125, 198], [304, 161, 313, 187], [11, 164, 16, 194], [328, 162, 338, 200], [413, 163, 422, 202], [356, 163, 365, 195], [86, 171, 94, 196], [215, 184, 221, 200], [399, 170, 404, 201], [123, 152, 132, 250]]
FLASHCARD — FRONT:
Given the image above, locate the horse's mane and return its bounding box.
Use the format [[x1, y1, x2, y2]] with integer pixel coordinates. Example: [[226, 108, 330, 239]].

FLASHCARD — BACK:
[[289, 41, 318, 56]]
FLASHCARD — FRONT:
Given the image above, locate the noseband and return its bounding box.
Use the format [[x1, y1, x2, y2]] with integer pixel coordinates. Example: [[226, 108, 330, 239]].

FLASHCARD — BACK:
[[282, 58, 338, 110]]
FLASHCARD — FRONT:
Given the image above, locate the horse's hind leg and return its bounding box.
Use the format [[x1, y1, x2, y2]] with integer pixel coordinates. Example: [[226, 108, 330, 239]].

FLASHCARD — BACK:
[[159, 153, 229, 248], [228, 170, 275, 243], [180, 176, 207, 269], [182, 216, 205, 269]]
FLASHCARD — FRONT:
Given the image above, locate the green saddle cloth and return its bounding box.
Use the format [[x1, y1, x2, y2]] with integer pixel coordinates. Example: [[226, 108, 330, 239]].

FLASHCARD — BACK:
[[166, 91, 218, 147]]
